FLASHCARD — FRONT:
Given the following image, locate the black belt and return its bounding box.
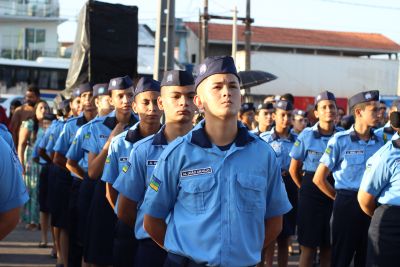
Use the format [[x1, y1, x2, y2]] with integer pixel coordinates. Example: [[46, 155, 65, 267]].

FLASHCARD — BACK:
[[167, 253, 206, 267], [336, 189, 358, 196], [167, 252, 256, 267]]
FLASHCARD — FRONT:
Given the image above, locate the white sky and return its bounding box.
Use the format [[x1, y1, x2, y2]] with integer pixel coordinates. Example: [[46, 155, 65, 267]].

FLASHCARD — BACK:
[[57, 0, 400, 44]]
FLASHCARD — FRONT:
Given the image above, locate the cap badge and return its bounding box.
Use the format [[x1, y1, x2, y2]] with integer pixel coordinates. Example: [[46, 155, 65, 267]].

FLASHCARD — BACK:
[[199, 64, 207, 75]]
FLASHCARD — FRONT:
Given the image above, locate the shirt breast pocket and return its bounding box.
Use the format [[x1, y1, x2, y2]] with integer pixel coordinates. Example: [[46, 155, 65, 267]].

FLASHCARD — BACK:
[[235, 174, 266, 212], [179, 175, 217, 214], [343, 154, 365, 173]]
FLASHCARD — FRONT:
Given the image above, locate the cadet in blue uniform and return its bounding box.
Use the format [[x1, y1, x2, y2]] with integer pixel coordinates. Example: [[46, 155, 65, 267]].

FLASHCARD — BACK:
[[314, 90, 384, 267], [83, 76, 138, 266], [114, 70, 196, 267], [0, 136, 29, 240], [289, 91, 339, 267], [239, 102, 256, 130], [65, 83, 112, 258], [291, 109, 307, 136], [260, 100, 297, 267], [101, 77, 162, 267], [252, 103, 274, 136], [142, 56, 292, 267], [53, 83, 96, 267], [358, 111, 400, 266], [374, 100, 400, 143]]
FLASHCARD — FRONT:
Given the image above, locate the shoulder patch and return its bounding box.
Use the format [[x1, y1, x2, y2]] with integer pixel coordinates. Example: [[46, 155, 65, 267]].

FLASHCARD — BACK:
[[149, 176, 162, 192], [122, 162, 131, 173], [325, 147, 331, 154], [294, 140, 300, 147]]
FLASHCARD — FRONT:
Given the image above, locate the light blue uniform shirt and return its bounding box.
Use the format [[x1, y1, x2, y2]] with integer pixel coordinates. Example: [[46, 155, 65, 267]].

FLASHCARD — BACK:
[[360, 137, 400, 206], [66, 117, 103, 175], [260, 127, 296, 171], [141, 121, 292, 266], [101, 122, 144, 185], [113, 126, 168, 240], [39, 120, 57, 152], [0, 123, 15, 150], [83, 111, 138, 156], [374, 121, 395, 144], [0, 137, 29, 212], [290, 123, 341, 172], [32, 134, 47, 164], [45, 118, 67, 154], [320, 126, 384, 191]]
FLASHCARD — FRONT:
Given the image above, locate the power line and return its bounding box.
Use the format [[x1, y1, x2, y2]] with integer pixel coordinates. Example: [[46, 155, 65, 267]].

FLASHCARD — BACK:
[[318, 0, 400, 10]]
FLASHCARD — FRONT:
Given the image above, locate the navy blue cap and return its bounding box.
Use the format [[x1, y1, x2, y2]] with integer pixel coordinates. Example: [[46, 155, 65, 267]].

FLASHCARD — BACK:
[[44, 113, 57, 121], [93, 83, 109, 97], [134, 77, 161, 97], [161, 70, 194, 87], [293, 109, 306, 117], [315, 91, 336, 105], [240, 103, 255, 114], [348, 90, 379, 109], [58, 99, 70, 110], [194, 56, 240, 89], [257, 103, 274, 110], [108, 75, 133, 91], [274, 100, 293, 111]]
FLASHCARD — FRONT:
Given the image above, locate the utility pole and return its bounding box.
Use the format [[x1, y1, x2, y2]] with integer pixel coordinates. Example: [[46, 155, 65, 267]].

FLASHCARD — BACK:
[[231, 6, 237, 62], [154, 0, 175, 81], [200, 0, 209, 62], [244, 0, 251, 71]]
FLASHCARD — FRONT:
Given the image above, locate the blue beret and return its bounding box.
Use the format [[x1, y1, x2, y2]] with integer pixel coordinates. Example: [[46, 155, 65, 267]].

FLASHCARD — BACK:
[[274, 100, 293, 111], [58, 99, 70, 110], [293, 109, 306, 117], [108, 75, 133, 91], [240, 102, 255, 114], [93, 83, 109, 97], [315, 91, 336, 105], [257, 103, 274, 110], [161, 70, 194, 87], [349, 90, 379, 109], [194, 56, 240, 89], [134, 77, 160, 97]]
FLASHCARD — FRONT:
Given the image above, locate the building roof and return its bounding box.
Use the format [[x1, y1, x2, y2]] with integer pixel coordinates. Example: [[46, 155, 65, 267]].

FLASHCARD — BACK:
[[185, 22, 400, 54]]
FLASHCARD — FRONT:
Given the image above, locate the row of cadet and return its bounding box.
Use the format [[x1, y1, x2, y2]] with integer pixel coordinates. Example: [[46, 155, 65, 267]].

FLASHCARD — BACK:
[[1, 55, 400, 267]]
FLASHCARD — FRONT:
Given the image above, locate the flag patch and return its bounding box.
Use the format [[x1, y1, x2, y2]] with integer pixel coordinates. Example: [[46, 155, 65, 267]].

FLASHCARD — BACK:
[[325, 147, 331, 154], [105, 157, 111, 164], [122, 162, 131, 173], [294, 140, 300, 147], [84, 133, 91, 139], [149, 176, 162, 192]]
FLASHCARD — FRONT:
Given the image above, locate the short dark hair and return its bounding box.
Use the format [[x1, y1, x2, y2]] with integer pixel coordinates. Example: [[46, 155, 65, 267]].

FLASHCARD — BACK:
[[281, 93, 294, 104], [27, 84, 40, 97]]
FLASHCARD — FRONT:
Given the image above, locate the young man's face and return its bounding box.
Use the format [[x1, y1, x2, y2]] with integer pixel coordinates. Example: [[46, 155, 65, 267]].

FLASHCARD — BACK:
[[240, 110, 255, 127], [96, 95, 113, 111], [273, 108, 292, 129], [292, 115, 307, 132], [314, 100, 337, 123], [359, 101, 379, 127], [195, 73, 241, 119], [158, 85, 196, 124], [134, 91, 162, 124], [70, 96, 82, 116], [81, 91, 96, 113], [110, 89, 134, 115], [256, 109, 274, 127]]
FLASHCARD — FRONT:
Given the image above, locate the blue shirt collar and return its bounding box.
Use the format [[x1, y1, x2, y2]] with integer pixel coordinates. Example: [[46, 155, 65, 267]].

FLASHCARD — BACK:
[[76, 114, 88, 126], [125, 122, 143, 143], [103, 111, 138, 130], [383, 121, 394, 134], [270, 127, 295, 142], [152, 125, 168, 146], [190, 120, 255, 148], [392, 137, 400, 148], [349, 125, 377, 142], [312, 122, 338, 139]]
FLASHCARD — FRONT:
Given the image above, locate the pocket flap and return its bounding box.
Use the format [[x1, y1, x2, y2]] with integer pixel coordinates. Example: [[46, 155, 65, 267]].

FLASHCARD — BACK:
[[236, 175, 266, 191], [180, 176, 215, 193]]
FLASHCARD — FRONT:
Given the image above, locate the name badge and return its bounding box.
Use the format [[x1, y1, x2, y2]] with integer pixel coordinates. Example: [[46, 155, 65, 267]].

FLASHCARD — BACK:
[[147, 160, 158, 166], [345, 150, 364, 155], [181, 167, 213, 177], [99, 134, 108, 139], [119, 157, 128, 162]]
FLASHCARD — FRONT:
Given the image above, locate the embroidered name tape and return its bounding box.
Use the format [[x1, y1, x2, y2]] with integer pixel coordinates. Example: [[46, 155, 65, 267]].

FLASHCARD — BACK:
[[119, 157, 128, 162], [181, 167, 212, 177], [345, 150, 364, 155], [147, 160, 158, 166]]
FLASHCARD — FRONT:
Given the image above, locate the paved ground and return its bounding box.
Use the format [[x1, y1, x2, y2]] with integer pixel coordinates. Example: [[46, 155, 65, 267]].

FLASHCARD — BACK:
[[0, 224, 55, 267], [1, 223, 300, 267]]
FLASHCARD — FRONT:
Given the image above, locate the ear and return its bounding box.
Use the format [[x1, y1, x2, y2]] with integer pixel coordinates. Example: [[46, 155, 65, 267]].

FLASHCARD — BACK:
[[131, 100, 138, 113], [313, 109, 319, 119], [194, 95, 204, 111], [272, 113, 276, 120], [157, 96, 164, 111]]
